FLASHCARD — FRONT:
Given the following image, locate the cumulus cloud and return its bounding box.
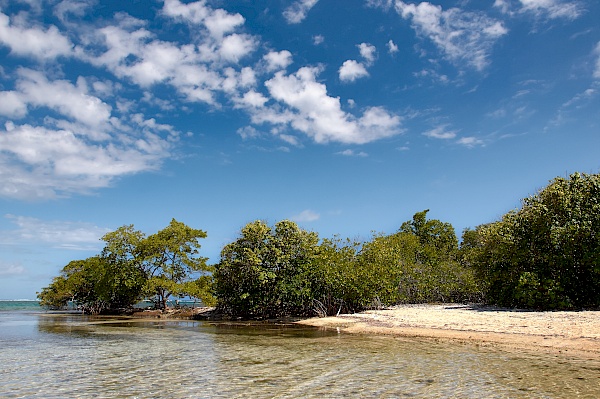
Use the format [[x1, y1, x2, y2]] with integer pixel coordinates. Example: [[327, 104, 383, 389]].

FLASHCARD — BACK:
[[290, 209, 320, 222], [263, 50, 293, 72], [0, 65, 177, 200], [339, 60, 369, 82], [0, 90, 27, 118], [0, 11, 73, 59], [338, 43, 377, 82], [257, 67, 402, 144], [283, 0, 319, 24], [15, 69, 112, 132], [162, 0, 245, 38], [235, 90, 269, 109], [78, 1, 258, 104], [0, 120, 172, 200], [387, 39, 399, 54], [391, 1, 507, 71], [65, 0, 262, 108], [359, 43, 377, 64]]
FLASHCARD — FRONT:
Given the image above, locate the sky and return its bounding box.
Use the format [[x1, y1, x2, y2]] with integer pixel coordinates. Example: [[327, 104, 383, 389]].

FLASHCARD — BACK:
[[0, 0, 599, 299]]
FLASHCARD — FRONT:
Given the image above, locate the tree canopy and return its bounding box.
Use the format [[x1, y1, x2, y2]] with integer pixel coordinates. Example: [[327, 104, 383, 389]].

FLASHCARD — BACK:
[[214, 220, 320, 318], [464, 172, 600, 309], [38, 219, 213, 313], [213, 214, 479, 318]]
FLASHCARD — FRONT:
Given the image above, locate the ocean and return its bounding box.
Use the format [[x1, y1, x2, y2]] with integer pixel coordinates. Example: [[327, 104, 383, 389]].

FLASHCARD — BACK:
[[0, 300, 42, 312], [1, 300, 599, 398]]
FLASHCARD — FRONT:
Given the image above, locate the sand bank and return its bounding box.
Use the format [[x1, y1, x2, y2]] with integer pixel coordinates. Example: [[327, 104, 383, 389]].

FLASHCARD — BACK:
[[296, 304, 600, 359]]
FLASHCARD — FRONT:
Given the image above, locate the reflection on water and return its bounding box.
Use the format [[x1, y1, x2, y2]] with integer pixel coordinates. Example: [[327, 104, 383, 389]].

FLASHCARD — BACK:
[[1, 312, 599, 398]]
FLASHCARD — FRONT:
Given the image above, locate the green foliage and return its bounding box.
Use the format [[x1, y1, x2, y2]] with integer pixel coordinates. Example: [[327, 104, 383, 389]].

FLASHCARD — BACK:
[[139, 219, 210, 309], [467, 172, 600, 309], [38, 220, 212, 313], [214, 212, 480, 318], [312, 236, 362, 314], [400, 209, 459, 261], [355, 226, 479, 307], [214, 220, 320, 318], [37, 275, 76, 310]]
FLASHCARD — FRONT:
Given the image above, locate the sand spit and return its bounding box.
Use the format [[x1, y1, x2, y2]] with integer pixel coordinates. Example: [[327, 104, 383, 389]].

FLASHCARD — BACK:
[[296, 304, 600, 359]]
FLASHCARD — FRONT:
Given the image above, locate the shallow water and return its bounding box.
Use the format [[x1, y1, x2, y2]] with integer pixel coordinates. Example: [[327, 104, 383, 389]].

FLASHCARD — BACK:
[[1, 310, 599, 398]]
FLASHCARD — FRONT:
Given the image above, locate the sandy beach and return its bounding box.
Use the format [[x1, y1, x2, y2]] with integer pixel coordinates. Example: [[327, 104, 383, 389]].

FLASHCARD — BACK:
[[297, 304, 600, 359]]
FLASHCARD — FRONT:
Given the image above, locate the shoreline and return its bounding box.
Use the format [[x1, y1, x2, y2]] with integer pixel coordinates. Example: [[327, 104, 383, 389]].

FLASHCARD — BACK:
[[296, 304, 600, 360]]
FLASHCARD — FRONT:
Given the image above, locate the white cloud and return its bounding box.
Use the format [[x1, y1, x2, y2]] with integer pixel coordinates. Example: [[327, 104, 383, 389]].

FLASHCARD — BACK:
[[258, 67, 402, 144], [291, 209, 320, 222], [493, 0, 512, 14], [237, 125, 262, 139], [0, 105, 175, 200], [423, 125, 457, 139], [283, 0, 319, 24], [0, 90, 27, 118], [279, 134, 302, 147], [235, 90, 269, 108], [387, 39, 399, 54], [0, 11, 73, 59], [162, 0, 245, 39], [263, 50, 293, 72], [392, 1, 507, 71], [0, 214, 110, 250], [339, 60, 369, 82], [219, 33, 257, 62], [518, 0, 583, 20], [54, 0, 95, 23], [313, 35, 325, 45], [79, 6, 259, 105], [15, 69, 112, 131], [358, 43, 377, 64]]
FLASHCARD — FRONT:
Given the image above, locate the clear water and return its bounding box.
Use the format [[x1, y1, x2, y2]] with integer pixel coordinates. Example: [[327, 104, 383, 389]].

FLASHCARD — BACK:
[[1, 302, 599, 398]]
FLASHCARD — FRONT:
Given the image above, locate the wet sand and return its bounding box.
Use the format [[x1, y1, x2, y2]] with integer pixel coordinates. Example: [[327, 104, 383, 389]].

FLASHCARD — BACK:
[[296, 304, 600, 359]]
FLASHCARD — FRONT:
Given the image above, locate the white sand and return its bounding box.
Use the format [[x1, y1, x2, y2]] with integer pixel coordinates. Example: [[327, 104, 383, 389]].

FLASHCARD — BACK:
[[296, 304, 600, 359]]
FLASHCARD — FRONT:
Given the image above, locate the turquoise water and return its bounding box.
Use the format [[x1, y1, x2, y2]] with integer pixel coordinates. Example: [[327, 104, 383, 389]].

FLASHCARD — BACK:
[[1, 304, 599, 398], [0, 300, 41, 312]]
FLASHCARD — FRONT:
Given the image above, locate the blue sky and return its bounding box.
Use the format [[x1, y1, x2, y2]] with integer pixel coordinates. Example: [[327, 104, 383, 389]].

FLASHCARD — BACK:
[[1, 0, 599, 299]]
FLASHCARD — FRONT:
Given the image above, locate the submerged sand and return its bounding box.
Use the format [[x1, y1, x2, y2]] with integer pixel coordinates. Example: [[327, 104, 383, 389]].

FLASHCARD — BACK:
[[296, 304, 600, 359]]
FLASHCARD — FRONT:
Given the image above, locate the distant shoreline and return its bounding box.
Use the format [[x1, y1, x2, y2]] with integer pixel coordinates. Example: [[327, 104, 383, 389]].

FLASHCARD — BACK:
[[296, 304, 600, 360]]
